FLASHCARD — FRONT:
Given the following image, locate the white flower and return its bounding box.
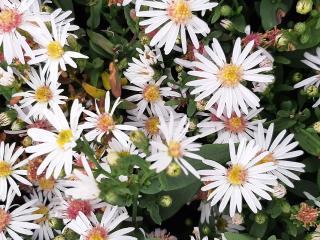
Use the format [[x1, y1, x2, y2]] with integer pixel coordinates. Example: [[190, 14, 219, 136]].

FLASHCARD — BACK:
[[29, 18, 88, 81], [23, 190, 57, 240], [272, 183, 287, 199], [146, 113, 203, 178], [66, 206, 136, 240], [0, 67, 15, 86], [199, 140, 278, 216], [147, 228, 177, 240], [82, 91, 137, 144], [137, 45, 163, 65], [198, 201, 212, 223], [0, 187, 42, 240], [36, 176, 66, 200], [13, 68, 67, 119], [124, 56, 155, 85], [26, 100, 84, 178], [186, 38, 274, 117], [0, 142, 31, 201], [215, 214, 245, 233], [124, 76, 181, 119], [197, 108, 265, 143], [0, 0, 42, 64], [294, 48, 320, 107], [136, 0, 218, 54], [254, 123, 305, 188]]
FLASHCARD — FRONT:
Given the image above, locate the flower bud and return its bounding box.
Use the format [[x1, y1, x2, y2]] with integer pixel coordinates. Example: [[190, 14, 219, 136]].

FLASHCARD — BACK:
[[140, 35, 151, 45], [166, 162, 182, 177], [255, 212, 267, 224], [175, 65, 184, 73], [201, 225, 211, 235], [292, 72, 303, 82], [159, 195, 173, 207], [272, 183, 287, 198], [296, 0, 313, 14], [53, 236, 66, 240], [130, 130, 149, 154], [300, 34, 310, 44], [276, 34, 288, 48], [220, 19, 234, 31], [11, 119, 25, 131], [104, 190, 120, 205], [189, 118, 198, 131], [280, 200, 291, 214], [22, 136, 33, 147], [196, 100, 207, 111], [220, 5, 233, 17], [63, 228, 79, 240], [0, 110, 17, 127], [49, 218, 64, 230], [313, 121, 320, 134], [306, 85, 318, 97], [232, 213, 244, 225], [294, 22, 306, 34]]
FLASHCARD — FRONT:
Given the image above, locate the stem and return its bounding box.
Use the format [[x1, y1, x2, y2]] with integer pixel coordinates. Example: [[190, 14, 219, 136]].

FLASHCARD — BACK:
[[132, 192, 138, 228]]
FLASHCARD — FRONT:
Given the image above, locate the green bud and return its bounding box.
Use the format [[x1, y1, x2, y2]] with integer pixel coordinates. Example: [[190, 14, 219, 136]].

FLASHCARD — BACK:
[[196, 100, 207, 111], [255, 212, 267, 224], [49, 217, 64, 230], [201, 225, 211, 235], [63, 228, 79, 240], [11, 119, 25, 131], [104, 190, 120, 205], [159, 195, 173, 207], [118, 58, 128, 70], [22, 136, 33, 147], [313, 121, 320, 134], [296, 0, 313, 14], [67, 35, 78, 50], [310, 9, 319, 17], [53, 236, 65, 240], [0, 110, 17, 127], [306, 85, 318, 96], [292, 72, 303, 82], [294, 22, 306, 34], [166, 162, 182, 177], [130, 130, 149, 154], [220, 19, 234, 31], [140, 35, 151, 45], [300, 34, 310, 44], [280, 200, 291, 214], [175, 65, 184, 73], [220, 5, 233, 17], [189, 118, 198, 131], [276, 34, 288, 48]]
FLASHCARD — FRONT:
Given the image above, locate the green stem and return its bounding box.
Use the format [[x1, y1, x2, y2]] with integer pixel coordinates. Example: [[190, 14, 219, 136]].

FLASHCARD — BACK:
[[132, 193, 138, 228]]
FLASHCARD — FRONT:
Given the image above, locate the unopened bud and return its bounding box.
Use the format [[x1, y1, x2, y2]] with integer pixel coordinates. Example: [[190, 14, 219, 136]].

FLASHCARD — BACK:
[[255, 212, 267, 224], [292, 72, 303, 82], [22, 136, 33, 147], [196, 100, 207, 111], [166, 162, 182, 177], [272, 183, 287, 198], [159, 195, 173, 207], [232, 213, 244, 225], [294, 22, 306, 34], [140, 35, 151, 45], [280, 200, 291, 214], [296, 0, 313, 14], [53, 236, 65, 240], [220, 5, 233, 17], [313, 121, 320, 134], [306, 85, 318, 97], [300, 34, 310, 44], [130, 130, 149, 154], [175, 65, 184, 73], [49, 218, 64, 230], [220, 19, 234, 31], [63, 228, 79, 240], [201, 225, 211, 235]]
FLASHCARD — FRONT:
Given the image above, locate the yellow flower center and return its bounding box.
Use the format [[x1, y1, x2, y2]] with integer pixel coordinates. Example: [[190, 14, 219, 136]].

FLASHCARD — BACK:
[[97, 113, 115, 132], [33, 205, 49, 225], [87, 226, 108, 240], [56, 129, 74, 148], [47, 41, 64, 59], [35, 86, 53, 103], [227, 164, 247, 185], [0, 209, 11, 232], [0, 161, 11, 177], [38, 177, 55, 191], [144, 117, 160, 135], [168, 141, 182, 158], [0, 9, 22, 33], [257, 152, 275, 165], [218, 64, 243, 87], [167, 0, 192, 24], [224, 116, 246, 133], [143, 85, 161, 102]]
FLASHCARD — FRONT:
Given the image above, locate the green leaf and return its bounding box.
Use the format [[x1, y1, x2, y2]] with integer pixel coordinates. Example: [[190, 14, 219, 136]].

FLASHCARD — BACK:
[[187, 99, 196, 117], [87, 30, 114, 55], [224, 232, 255, 240], [124, 6, 139, 33], [231, 15, 246, 33], [294, 128, 320, 156], [118, 100, 137, 110], [249, 219, 269, 238], [198, 144, 230, 164], [0, 86, 14, 100], [53, 0, 74, 14], [87, 0, 103, 29]]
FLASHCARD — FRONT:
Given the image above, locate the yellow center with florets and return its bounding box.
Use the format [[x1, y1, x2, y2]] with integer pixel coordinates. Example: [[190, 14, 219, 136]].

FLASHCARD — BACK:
[[56, 129, 74, 148], [218, 64, 243, 87], [227, 164, 247, 185], [168, 141, 182, 158], [97, 113, 115, 132], [167, 0, 192, 24], [0, 161, 11, 177], [143, 85, 161, 102], [35, 86, 53, 103], [257, 152, 275, 165], [38, 177, 56, 191], [33, 205, 49, 225], [0, 9, 22, 33], [224, 116, 246, 133], [47, 41, 64, 59], [144, 117, 160, 136], [86, 226, 108, 240]]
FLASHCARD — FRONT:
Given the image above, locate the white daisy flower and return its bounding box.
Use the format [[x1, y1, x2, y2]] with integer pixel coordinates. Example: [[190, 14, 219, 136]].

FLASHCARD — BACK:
[[294, 48, 320, 107], [186, 38, 274, 117], [197, 108, 265, 143], [0, 142, 31, 201], [0, 187, 42, 240], [36, 175, 66, 200], [215, 213, 245, 233], [0, 66, 15, 87], [254, 123, 305, 188], [26, 100, 84, 179], [66, 205, 136, 240], [13, 67, 68, 119], [23, 190, 57, 240], [0, 0, 42, 64], [136, 0, 218, 54], [28, 18, 88, 81], [199, 139, 278, 216], [82, 91, 137, 144], [52, 196, 107, 224], [124, 76, 181, 119], [198, 201, 212, 224], [137, 45, 163, 65], [146, 113, 203, 178]]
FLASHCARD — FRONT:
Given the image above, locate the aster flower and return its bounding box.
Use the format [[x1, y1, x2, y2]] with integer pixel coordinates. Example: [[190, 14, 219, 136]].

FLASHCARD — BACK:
[[136, 0, 218, 54], [28, 18, 88, 81], [82, 91, 137, 144], [26, 100, 84, 179], [124, 76, 181, 119], [0, 66, 15, 87], [66, 205, 136, 240], [197, 108, 265, 143], [23, 190, 57, 240], [36, 175, 66, 200], [198, 201, 212, 224], [254, 123, 305, 188], [199, 139, 278, 216], [147, 228, 177, 240], [186, 38, 274, 117], [0, 0, 42, 64], [146, 113, 204, 178], [0, 142, 31, 201], [13, 67, 67, 119], [294, 48, 320, 107], [0, 187, 42, 240], [215, 213, 245, 233]]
